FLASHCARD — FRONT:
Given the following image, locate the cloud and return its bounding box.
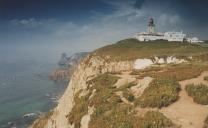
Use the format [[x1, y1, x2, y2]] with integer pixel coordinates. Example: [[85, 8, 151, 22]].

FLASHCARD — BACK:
[[9, 18, 57, 30], [0, 0, 207, 64], [3, 0, 208, 58], [10, 18, 43, 29]]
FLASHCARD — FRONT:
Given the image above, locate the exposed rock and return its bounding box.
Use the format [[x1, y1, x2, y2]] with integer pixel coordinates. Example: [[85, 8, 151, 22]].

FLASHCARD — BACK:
[[49, 52, 89, 82], [49, 69, 71, 82], [36, 55, 134, 128], [131, 77, 153, 98], [114, 71, 136, 88], [134, 59, 153, 70], [134, 56, 187, 69], [80, 106, 94, 128]]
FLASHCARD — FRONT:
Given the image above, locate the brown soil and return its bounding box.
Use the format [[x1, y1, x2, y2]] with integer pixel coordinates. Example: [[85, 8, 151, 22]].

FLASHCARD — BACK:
[[160, 71, 208, 128]]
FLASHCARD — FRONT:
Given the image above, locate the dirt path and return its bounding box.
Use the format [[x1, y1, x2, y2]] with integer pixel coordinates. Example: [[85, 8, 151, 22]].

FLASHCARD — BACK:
[[114, 71, 136, 88], [113, 71, 208, 128], [160, 71, 208, 128]]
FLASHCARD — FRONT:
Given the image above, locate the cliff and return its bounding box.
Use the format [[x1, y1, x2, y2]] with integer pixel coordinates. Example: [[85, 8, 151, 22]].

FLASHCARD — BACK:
[[49, 52, 89, 82], [31, 39, 208, 128], [32, 55, 134, 128], [48, 56, 133, 128]]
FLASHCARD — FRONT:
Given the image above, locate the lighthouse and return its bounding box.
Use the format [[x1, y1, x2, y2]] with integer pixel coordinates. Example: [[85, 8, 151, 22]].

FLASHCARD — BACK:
[[134, 17, 203, 43], [148, 17, 155, 34]]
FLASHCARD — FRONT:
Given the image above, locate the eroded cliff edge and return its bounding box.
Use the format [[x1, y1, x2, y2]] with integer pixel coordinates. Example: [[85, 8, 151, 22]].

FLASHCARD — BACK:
[[32, 54, 134, 128]]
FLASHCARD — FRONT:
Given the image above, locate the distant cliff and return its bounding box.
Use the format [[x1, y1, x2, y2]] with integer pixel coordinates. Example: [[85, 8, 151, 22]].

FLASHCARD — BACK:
[[49, 52, 89, 82]]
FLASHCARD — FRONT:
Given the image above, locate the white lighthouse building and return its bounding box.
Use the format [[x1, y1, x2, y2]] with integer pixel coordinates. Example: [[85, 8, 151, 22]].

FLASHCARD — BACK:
[[148, 17, 156, 34], [135, 18, 164, 41], [135, 18, 203, 43]]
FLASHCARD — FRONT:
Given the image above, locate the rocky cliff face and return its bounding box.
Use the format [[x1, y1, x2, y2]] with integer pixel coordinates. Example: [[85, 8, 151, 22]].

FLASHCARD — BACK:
[[33, 55, 134, 128], [49, 52, 89, 82]]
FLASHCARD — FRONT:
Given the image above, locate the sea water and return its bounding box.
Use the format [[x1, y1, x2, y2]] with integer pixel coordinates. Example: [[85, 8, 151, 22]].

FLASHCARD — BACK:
[[0, 46, 68, 128]]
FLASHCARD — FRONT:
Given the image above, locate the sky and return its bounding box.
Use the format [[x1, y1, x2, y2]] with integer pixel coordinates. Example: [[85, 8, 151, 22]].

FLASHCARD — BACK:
[[1, 0, 208, 62]]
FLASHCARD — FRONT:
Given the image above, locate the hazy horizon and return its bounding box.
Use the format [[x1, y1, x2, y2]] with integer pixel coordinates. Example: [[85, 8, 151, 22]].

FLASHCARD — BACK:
[[1, 0, 208, 62]]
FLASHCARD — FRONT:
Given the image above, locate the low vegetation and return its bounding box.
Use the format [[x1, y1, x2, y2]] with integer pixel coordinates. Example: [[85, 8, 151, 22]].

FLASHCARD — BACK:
[[185, 84, 208, 105], [134, 111, 174, 128], [123, 90, 135, 102], [131, 63, 208, 81], [88, 74, 130, 128], [90, 103, 134, 128], [32, 111, 53, 128], [66, 90, 90, 128], [91, 106, 174, 128], [135, 78, 181, 108], [203, 116, 208, 128], [67, 74, 120, 128], [204, 76, 208, 81], [117, 82, 137, 91], [87, 73, 120, 89], [193, 53, 208, 61], [94, 38, 208, 61], [117, 82, 137, 102], [67, 73, 176, 128]]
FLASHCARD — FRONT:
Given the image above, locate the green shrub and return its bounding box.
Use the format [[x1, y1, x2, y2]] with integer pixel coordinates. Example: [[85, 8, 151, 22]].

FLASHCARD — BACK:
[[66, 91, 90, 128], [88, 74, 120, 106], [135, 78, 181, 108], [89, 103, 135, 128], [123, 90, 135, 102], [87, 73, 120, 89], [135, 111, 174, 128], [127, 94, 135, 102], [186, 84, 208, 105]]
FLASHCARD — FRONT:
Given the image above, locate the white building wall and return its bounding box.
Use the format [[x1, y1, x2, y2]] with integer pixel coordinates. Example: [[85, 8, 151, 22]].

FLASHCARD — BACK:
[[187, 37, 203, 43], [135, 33, 164, 41], [164, 32, 186, 42], [134, 31, 202, 43]]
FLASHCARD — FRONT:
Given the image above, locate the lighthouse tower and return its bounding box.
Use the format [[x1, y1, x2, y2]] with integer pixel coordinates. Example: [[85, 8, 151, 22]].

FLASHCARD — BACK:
[[148, 17, 155, 34]]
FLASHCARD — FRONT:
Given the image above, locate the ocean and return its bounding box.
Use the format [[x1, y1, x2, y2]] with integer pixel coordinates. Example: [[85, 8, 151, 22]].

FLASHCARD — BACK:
[[0, 45, 68, 128]]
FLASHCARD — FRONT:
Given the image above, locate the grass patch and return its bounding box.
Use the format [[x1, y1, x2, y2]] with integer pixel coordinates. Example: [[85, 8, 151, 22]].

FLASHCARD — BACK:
[[32, 111, 53, 128], [135, 78, 181, 108], [193, 53, 208, 61], [131, 63, 208, 81], [185, 84, 208, 105], [123, 90, 135, 102], [67, 73, 177, 128], [87, 73, 120, 89], [87, 73, 120, 106], [204, 76, 208, 81], [88, 74, 134, 128], [89, 104, 135, 128], [66, 90, 91, 128], [117, 82, 136, 102], [67, 73, 120, 127], [134, 111, 174, 128], [94, 38, 208, 61], [117, 82, 137, 91], [203, 116, 208, 128]]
